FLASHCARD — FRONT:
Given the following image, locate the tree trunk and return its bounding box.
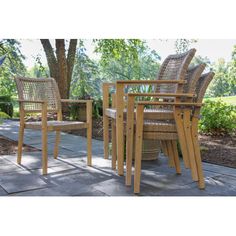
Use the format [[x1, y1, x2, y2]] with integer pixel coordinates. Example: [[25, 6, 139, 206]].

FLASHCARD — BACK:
[[40, 39, 78, 113]]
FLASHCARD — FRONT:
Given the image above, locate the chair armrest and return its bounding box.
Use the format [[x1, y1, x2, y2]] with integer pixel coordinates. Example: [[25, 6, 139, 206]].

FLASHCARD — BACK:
[[127, 93, 196, 98], [116, 80, 187, 85], [61, 99, 92, 104], [17, 99, 47, 104], [136, 101, 203, 107]]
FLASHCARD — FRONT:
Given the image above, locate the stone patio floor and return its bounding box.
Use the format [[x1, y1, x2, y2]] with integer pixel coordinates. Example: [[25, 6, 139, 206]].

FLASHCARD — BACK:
[[0, 119, 236, 196]]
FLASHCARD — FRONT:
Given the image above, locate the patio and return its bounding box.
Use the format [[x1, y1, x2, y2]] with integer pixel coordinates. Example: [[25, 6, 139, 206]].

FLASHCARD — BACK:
[[0, 119, 236, 196]]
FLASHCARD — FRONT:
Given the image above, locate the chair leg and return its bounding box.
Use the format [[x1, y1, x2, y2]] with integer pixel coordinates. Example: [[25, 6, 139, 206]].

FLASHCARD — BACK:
[[191, 119, 205, 189], [125, 95, 135, 186], [53, 131, 60, 159], [87, 126, 92, 166], [111, 120, 117, 170], [183, 110, 198, 181], [160, 141, 168, 157], [171, 140, 181, 174], [166, 141, 175, 168], [174, 108, 190, 169], [42, 129, 48, 175], [134, 105, 144, 194], [103, 115, 109, 159], [17, 125, 24, 164]]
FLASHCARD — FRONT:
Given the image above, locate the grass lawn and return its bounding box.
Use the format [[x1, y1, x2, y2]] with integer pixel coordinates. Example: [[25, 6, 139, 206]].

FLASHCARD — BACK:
[[204, 95, 236, 105]]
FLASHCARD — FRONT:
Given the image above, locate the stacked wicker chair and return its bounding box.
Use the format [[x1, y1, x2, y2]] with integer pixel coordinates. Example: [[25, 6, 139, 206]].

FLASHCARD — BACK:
[[103, 49, 197, 176], [125, 63, 206, 187], [15, 77, 92, 175], [129, 71, 215, 193]]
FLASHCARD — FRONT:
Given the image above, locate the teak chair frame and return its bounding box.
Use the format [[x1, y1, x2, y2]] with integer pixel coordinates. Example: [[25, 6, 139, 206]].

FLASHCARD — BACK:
[[130, 71, 215, 193], [15, 77, 92, 175], [103, 49, 196, 176]]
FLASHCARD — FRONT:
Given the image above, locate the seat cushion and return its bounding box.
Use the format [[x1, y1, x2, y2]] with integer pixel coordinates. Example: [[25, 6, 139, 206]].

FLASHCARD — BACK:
[[25, 120, 88, 131]]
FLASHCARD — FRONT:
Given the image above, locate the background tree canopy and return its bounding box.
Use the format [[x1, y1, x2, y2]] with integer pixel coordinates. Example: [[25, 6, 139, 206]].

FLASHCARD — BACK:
[[0, 39, 26, 95]]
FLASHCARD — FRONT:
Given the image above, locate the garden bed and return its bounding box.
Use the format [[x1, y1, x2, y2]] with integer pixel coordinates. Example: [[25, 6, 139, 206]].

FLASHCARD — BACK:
[[0, 135, 39, 155], [199, 134, 236, 168]]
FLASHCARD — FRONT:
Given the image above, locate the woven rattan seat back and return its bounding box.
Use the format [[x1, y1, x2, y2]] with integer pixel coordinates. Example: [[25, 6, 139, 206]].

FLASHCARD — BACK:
[[155, 48, 196, 94], [183, 63, 206, 94], [194, 72, 215, 103], [15, 77, 61, 113]]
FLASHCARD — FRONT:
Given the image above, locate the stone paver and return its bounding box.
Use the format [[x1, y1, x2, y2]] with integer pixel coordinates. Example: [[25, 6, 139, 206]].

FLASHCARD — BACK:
[[1, 119, 236, 196], [0, 170, 49, 194]]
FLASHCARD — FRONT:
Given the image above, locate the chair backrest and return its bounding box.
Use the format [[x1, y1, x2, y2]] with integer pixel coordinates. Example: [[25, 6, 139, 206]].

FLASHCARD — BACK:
[[183, 63, 206, 95], [155, 48, 196, 94], [15, 77, 62, 113], [191, 71, 215, 117], [194, 72, 215, 103]]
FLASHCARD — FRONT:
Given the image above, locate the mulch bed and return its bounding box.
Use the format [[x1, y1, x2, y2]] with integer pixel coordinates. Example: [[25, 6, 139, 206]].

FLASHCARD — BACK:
[[0, 135, 39, 155], [199, 134, 236, 168], [67, 117, 104, 140]]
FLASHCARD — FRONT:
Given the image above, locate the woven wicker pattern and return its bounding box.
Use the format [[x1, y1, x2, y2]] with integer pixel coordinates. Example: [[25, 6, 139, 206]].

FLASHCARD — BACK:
[[183, 64, 206, 94], [15, 77, 61, 112], [143, 120, 176, 132], [194, 72, 215, 103], [150, 62, 205, 113], [155, 48, 196, 94]]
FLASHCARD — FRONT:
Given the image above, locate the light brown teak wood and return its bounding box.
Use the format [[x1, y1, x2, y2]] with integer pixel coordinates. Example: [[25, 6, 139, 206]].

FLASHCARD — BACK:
[[15, 77, 93, 175], [125, 95, 135, 186], [111, 93, 117, 170], [102, 83, 110, 159], [183, 109, 198, 181], [134, 104, 144, 194], [116, 83, 125, 175], [42, 101, 48, 175]]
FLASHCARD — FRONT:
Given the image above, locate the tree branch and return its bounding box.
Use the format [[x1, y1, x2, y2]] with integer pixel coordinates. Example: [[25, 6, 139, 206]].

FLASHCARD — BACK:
[[67, 39, 77, 93], [40, 39, 58, 77]]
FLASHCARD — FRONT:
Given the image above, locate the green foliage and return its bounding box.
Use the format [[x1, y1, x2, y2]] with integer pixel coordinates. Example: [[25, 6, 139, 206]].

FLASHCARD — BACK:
[[27, 55, 49, 78], [0, 95, 13, 117], [0, 111, 10, 119], [96, 40, 161, 82], [174, 39, 197, 53], [227, 45, 236, 95], [0, 111, 10, 124], [191, 55, 212, 69], [199, 100, 236, 135], [71, 41, 102, 100], [0, 39, 27, 96], [206, 59, 231, 97], [94, 39, 145, 67]]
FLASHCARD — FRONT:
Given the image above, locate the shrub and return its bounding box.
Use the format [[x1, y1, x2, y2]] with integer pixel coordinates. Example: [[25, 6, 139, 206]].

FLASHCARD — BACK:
[[0, 111, 10, 124], [199, 100, 236, 135], [69, 98, 103, 121], [0, 95, 13, 117]]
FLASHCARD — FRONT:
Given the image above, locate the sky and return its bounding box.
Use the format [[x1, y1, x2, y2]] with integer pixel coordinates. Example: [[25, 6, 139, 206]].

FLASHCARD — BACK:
[[19, 39, 236, 68]]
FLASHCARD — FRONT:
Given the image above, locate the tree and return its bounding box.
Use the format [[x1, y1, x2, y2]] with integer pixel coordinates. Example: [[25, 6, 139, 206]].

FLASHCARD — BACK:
[[206, 59, 231, 97], [40, 39, 77, 99], [95, 39, 160, 82], [0, 39, 26, 95], [174, 39, 197, 53], [228, 45, 236, 95], [71, 41, 102, 100]]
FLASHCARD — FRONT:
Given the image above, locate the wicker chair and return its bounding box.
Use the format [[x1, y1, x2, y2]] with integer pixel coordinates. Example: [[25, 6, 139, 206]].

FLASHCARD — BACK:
[[130, 71, 215, 193], [125, 63, 206, 186], [15, 77, 92, 175], [103, 49, 196, 176]]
